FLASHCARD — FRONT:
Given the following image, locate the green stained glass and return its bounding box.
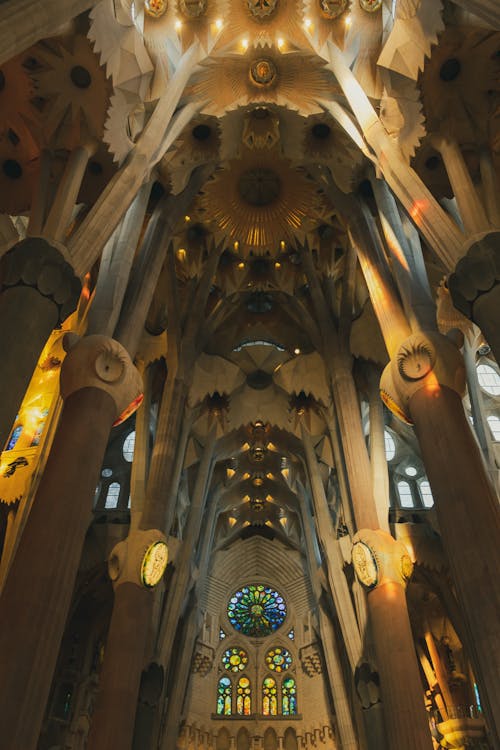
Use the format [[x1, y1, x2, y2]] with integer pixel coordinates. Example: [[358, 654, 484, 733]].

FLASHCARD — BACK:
[[282, 676, 297, 715], [217, 676, 232, 715], [265, 646, 292, 673], [222, 647, 249, 672], [227, 585, 286, 637], [262, 676, 277, 716]]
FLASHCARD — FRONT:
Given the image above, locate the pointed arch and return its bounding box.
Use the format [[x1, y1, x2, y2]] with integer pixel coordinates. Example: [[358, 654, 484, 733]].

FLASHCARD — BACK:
[[264, 727, 278, 750], [282, 676, 297, 715], [236, 676, 251, 715], [262, 676, 277, 716], [284, 727, 298, 750], [237, 727, 251, 750], [217, 676, 232, 716]]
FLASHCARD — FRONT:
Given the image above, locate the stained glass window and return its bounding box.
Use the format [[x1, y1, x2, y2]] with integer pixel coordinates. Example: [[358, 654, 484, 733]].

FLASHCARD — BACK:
[[262, 676, 277, 716], [237, 676, 251, 715], [227, 585, 286, 637], [222, 647, 249, 673], [123, 430, 136, 462], [6, 424, 23, 451], [265, 647, 292, 673], [282, 677, 297, 715], [217, 676, 232, 715], [105, 482, 121, 509]]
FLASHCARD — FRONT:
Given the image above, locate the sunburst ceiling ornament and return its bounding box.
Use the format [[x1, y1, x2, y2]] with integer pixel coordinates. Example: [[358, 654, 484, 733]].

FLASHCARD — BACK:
[[179, 0, 208, 17], [247, 0, 279, 19], [190, 48, 333, 117], [194, 149, 327, 254], [145, 0, 168, 17], [32, 36, 110, 150], [218, 0, 306, 49], [319, 0, 348, 19]]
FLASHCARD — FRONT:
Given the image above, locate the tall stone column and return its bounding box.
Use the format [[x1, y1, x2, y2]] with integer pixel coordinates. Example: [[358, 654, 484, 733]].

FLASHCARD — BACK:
[[381, 331, 500, 746], [0, 237, 81, 450], [87, 529, 168, 750], [352, 529, 432, 750], [448, 233, 500, 365], [0, 0, 97, 65], [0, 334, 142, 750]]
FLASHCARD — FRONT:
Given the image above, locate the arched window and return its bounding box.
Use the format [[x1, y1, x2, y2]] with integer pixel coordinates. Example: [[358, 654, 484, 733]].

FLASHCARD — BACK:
[[384, 430, 396, 461], [262, 676, 277, 716], [236, 676, 251, 715], [396, 480, 414, 508], [123, 430, 136, 462], [237, 727, 251, 750], [284, 727, 298, 750], [477, 364, 500, 396], [487, 415, 500, 441], [282, 677, 297, 715], [217, 676, 232, 715], [263, 727, 278, 750], [418, 479, 434, 508], [104, 482, 121, 509]]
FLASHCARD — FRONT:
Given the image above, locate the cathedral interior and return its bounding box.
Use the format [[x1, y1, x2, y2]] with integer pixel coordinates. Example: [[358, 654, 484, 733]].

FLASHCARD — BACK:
[[0, 1, 499, 749]]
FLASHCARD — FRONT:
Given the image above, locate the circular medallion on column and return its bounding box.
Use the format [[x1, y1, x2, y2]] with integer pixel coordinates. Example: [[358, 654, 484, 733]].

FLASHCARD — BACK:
[[352, 541, 378, 588], [141, 541, 168, 587]]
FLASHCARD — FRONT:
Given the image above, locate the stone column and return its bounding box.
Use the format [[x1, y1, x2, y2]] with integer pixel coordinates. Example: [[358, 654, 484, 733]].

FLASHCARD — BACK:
[[0, 0, 97, 66], [448, 233, 500, 365], [430, 137, 490, 236], [381, 330, 500, 745], [0, 334, 142, 750], [0, 237, 81, 450], [87, 529, 168, 750], [352, 529, 432, 750], [449, 0, 500, 27]]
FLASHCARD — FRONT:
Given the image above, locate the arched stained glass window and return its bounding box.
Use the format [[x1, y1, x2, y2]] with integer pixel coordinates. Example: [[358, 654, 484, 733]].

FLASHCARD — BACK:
[[262, 676, 277, 716], [397, 480, 414, 508], [217, 676, 232, 715], [227, 585, 286, 637], [487, 415, 500, 441], [282, 676, 297, 715], [418, 479, 434, 508], [384, 430, 396, 461], [477, 364, 500, 396], [223, 647, 248, 672], [123, 430, 136, 462], [105, 482, 121, 509], [265, 647, 292, 673], [237, 676, 251, 715]]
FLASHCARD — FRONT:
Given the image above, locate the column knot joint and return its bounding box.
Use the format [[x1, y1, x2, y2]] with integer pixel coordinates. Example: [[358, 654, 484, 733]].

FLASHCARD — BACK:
[[380, 331, 466, 424], [352, 528, 413, 590], [448, 231, 500, 319], [0, 237, 81, 324], [108, 528, 168, 589]]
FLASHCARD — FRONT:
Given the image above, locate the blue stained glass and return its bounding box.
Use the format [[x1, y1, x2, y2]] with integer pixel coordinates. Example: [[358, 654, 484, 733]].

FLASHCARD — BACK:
[[227, 584, 287, 637], [6, 424, 23, 451]]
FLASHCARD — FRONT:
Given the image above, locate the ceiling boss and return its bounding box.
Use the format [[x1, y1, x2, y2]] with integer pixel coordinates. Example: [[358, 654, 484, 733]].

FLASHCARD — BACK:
[[246, 0, 279, 20]]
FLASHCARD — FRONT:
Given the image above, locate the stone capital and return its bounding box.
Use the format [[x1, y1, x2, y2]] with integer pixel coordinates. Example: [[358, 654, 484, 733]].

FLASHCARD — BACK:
[[108, 529, 168, 589], [352, 529, 413, 590], [60, 334, 143, 422], [448, 232, 500, 319], [0, 237, 81, 324], [380, 331, 466, 424]]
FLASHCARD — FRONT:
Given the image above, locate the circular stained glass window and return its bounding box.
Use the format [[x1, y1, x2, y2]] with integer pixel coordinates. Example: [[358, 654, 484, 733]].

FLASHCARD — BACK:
[[265, 646, 292, 672], [227, 585, 286, 637], [222, 647, 249, 672]]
